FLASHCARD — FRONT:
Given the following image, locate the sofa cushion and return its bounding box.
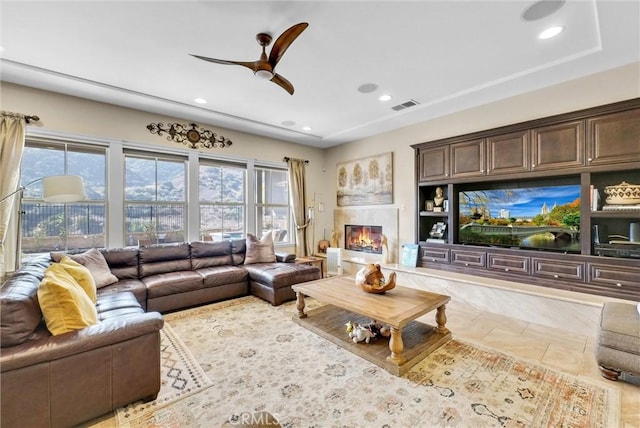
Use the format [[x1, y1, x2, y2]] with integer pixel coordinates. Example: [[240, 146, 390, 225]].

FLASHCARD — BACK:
[[139, 243, 191, 278], [97, 279, 148, 309], [0, 272, 44, 347], [244, 233, 276, 264], [196, 265, 249, 287], [101, 248, 140, 280], [58, 256, 97, 303], [190, 241, 233, 269], [231, 239, 246, 265], [244, 263, 321, 289], [142, 271, 204, 299], [52, 248, 118, 289], [37, 264, 98, 336]]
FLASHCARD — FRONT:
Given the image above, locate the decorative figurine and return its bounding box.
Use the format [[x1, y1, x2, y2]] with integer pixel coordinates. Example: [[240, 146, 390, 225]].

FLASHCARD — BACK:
[[355, 263, 396, 294]]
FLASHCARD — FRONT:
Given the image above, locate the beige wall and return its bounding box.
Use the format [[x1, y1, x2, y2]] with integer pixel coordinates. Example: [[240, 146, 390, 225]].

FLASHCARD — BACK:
[[2, 62, 639, 255], [324, 62, 640, 257], [1, 81, 326, 250]]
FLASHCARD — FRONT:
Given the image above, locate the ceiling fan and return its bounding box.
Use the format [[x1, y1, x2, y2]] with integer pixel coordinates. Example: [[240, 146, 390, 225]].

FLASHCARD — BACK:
[[190, 22, 308, 95]]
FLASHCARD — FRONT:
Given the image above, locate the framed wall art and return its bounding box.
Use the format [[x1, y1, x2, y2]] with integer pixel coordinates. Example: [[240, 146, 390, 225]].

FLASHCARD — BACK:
[[336, 152, 393, 206]]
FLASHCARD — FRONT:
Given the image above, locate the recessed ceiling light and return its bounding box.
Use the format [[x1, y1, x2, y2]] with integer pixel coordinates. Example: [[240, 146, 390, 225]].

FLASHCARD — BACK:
[[281, 120, 296, 127], [302, 126, 312, 131], [378, 94, 392, 102], [538, 26, 563, 39], [194, 97, 207, 104], [357, 83, 379, 94]]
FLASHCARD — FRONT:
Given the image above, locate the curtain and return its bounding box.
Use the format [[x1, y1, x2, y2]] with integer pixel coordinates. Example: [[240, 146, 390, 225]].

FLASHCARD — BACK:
[[0, 112, 27, 278], [286, 158, 310, 257]]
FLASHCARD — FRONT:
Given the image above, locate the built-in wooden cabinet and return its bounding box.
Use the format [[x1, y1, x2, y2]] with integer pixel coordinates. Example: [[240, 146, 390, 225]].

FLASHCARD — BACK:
[[587, 108, 640, 166], [487, 130, 529, 175], [418, 145, 449, 181], [531, 120, 584, 171], [451, 139, 485, 178], [412, 98, 640, 301]]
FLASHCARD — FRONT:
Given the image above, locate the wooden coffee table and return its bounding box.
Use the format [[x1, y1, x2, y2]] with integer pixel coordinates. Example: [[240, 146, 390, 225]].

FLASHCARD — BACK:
[[292, 276, 451, 376]]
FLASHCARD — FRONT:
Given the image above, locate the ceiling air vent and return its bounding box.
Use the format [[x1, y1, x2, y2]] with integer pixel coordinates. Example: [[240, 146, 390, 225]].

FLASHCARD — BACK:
[[391, 99, 419, 111]]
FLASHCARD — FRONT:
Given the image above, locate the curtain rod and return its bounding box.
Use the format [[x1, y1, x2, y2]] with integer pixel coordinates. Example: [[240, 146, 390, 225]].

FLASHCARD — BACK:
[[25, 115, 40, 124], [283, 157, 309, 164]]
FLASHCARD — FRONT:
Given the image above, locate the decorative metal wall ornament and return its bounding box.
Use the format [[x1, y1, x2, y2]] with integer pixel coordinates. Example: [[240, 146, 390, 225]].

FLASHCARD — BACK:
[[146, 122, 232, 149]]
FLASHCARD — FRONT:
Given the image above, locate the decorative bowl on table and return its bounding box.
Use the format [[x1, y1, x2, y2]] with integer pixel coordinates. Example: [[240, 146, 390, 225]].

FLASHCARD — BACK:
[[355, 263, 396, 294], [604, 181, 640, 205]]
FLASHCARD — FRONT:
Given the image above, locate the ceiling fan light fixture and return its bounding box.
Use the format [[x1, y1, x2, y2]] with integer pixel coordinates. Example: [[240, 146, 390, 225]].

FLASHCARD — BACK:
[[255, 69, 274, 80]]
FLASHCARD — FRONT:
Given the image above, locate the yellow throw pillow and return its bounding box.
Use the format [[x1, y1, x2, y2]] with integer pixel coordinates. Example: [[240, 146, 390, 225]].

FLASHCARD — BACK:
[[38, 264, 98, 336], [58, 256, 97, 303]]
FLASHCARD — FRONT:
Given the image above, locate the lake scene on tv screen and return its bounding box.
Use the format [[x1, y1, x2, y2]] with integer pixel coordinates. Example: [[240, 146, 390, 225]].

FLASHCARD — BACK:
[[458, 185, 581, 252]]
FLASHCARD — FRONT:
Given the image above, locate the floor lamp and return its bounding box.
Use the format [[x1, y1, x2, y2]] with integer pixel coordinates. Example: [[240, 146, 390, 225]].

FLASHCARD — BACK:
[[0, 175, 85, 270]]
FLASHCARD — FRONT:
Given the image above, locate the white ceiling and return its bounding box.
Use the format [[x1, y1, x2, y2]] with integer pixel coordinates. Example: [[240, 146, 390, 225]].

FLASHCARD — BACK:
[[1, 1, 638, 148]]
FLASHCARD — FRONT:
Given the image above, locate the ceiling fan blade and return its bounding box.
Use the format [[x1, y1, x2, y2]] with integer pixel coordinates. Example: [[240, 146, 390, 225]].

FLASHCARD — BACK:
[[271, 74, 295, 95], [190, 54, 259, 72], [268, 22, 308, 67]]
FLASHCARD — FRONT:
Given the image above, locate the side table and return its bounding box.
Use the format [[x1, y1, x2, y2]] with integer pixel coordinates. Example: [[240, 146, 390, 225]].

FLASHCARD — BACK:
[[294, 256, 325, 278]]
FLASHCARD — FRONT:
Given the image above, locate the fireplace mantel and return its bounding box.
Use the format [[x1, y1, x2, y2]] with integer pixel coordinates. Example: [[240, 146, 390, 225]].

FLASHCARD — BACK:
[[334, 208, 399, 263]]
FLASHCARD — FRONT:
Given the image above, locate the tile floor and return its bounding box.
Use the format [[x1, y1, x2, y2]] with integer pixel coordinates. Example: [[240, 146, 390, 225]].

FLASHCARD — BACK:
[[434, 300, 640, 427]]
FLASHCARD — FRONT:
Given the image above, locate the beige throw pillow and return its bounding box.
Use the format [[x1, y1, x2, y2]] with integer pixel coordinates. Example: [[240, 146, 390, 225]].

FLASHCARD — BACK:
[[244, 232, 277, 264], [51, 248, 118, 288]]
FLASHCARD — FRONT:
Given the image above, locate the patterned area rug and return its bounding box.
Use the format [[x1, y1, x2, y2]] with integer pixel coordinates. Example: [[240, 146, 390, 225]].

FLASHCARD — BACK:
[[115, 296, 619, 427], [115, 324, 213, 426]]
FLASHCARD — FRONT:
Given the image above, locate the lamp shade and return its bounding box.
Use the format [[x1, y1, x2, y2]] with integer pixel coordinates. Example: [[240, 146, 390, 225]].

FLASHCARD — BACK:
[[42, 175, 85, 203]]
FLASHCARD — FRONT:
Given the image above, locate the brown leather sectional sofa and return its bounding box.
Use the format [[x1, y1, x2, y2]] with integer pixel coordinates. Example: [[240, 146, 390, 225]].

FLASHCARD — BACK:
[[0, 239, 320, 427], [98, 239, 321, 310]]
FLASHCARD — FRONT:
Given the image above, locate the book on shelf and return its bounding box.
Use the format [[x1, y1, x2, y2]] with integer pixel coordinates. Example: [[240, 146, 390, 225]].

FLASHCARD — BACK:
[[429, 221, 447, 239], [602, 204, 640, 211], [590, 185, 600, 211], [426, 238, 446, 244]]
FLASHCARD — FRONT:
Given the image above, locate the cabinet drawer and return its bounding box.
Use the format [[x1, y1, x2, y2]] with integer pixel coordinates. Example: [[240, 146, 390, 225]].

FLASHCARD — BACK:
[[588, 263, 640, 288], [532, 257, 585, 281], [451, 249, 486, 268], [420, 246, 450, 264], [487, 253, 529, 274]]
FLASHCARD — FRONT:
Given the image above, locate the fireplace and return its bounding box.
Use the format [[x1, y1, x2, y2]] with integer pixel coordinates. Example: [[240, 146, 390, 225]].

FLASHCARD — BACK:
[[345, 224, 383, 254]]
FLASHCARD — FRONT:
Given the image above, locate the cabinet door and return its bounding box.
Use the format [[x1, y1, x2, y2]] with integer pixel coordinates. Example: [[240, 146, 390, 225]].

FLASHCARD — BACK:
[[451, 139, 485, 178], [418, 146, 449, 182], [487, 130, 529, 175], [532, 257, 585, 281], [531, 120, 585, 171], [587, 108, 640, 166]]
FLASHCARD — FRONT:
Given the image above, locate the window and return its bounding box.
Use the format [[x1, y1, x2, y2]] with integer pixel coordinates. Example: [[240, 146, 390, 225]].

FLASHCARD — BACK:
[[20, 141, 107, 253], [199, 161, 246, 241], [124, 153, 186, 246], [255, 166, 291, 244]]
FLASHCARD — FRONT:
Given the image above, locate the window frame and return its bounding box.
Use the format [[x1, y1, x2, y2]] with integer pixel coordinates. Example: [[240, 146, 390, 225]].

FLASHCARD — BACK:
[[20, 139, 108, 253]]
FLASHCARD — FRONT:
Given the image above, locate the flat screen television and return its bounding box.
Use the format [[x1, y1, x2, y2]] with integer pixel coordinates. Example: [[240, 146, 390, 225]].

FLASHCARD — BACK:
[[458, 184, 581, 253]]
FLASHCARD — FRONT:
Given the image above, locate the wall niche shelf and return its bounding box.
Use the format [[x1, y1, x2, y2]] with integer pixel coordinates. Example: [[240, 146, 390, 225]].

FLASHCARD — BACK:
[[412, 98, 640, 301]]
